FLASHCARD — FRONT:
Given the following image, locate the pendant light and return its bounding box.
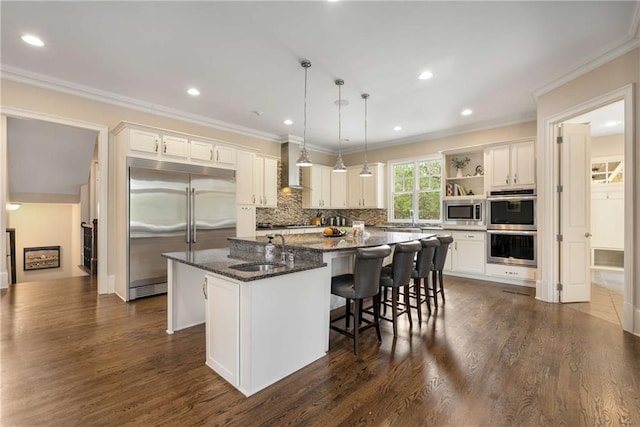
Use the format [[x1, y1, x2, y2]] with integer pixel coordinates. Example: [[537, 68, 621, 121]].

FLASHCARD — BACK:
[[296, 59, 312, 167], [333, 79, 347, 173], [359, 93, 373, 177]]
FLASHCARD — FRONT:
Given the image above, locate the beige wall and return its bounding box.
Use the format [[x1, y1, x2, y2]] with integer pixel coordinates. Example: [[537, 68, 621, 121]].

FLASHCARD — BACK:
[[342, 121, 537, 165], [8, 203, 83, 283], [592, 134, 624, 158], [1, 79, 281, 157], [536, 47, 639, 325]]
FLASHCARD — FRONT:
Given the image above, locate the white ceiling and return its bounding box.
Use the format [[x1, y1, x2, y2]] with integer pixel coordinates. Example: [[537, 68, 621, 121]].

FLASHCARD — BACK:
[[565, 100, 625, 137], [7, 117, 97, 201], [1, 1, 638, 153]]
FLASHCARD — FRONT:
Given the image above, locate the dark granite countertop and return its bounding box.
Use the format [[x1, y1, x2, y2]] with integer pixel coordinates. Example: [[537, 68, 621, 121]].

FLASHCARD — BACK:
[[229, 229, 437, 253], [162, 248, 327, 282]]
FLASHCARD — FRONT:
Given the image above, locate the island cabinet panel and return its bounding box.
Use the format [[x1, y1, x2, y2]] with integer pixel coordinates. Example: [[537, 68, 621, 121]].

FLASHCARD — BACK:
[[205, 275, 240, 387]]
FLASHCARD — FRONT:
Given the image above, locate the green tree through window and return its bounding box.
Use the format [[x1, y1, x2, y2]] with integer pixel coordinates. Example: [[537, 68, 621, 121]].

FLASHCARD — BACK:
[[391, 158, 441, 222]]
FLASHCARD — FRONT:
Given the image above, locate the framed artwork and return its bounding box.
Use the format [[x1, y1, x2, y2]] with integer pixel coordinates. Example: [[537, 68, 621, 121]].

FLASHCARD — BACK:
[[24, 246, 61, 271]]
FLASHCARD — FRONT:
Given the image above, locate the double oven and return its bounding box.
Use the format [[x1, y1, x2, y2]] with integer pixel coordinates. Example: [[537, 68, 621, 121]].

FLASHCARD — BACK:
[[486, 189, 537, 267]]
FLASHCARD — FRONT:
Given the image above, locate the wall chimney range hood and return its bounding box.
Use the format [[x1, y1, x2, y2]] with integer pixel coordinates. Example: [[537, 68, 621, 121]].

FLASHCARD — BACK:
[[281, 141, 303, 189]]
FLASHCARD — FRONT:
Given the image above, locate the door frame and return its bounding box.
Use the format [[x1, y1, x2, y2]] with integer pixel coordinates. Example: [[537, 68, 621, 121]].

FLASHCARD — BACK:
[[0, 107, 110, 295], [538, 84, 635, 332]]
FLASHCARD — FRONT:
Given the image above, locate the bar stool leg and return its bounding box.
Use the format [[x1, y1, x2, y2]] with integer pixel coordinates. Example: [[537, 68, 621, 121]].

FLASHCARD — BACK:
[[423, 277, 432, 314], [391, 287, 399, 336], [353, 299, 361, 355], [439, 270, 445, 304], [414, 277, 422, 322], [373, 294, 382, 342], [404, 285, 413, 328], [345, 298, 351, 328]]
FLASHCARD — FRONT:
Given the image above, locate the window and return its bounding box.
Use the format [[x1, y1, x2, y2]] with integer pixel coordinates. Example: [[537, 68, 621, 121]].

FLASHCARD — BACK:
[[390, 157, 442, 222], [591, 157, 623, 184]]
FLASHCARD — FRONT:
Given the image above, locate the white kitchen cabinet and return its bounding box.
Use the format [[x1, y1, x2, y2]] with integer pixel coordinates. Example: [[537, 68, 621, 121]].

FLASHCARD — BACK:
[[485, 263, 536, 281], [347, 163, 385, 209], [214, 145, 237, 168], [591, 184, 624, 250], [443, 150, 485, 198], [191, 140, 236, 169], [161, 135, 189, 159], [485, 140, 535, 190], [330, 171, 348, 209], [129, 128, 161, 156], [236, 205, 256, 238], [302, 165, 332, 208], [443, 231, 486, 275], [236, 150, 256, 205], [205, 275, 240, 387], [253, 156, 278, 208], [191, 140, 214, 162]]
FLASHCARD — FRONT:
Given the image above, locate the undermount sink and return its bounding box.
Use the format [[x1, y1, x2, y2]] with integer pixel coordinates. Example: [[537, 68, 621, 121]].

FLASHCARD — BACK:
[[230, 262, 287, 272]]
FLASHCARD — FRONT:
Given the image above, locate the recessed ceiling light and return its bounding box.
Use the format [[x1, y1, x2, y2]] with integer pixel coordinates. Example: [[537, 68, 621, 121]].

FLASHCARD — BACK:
[[461, 109, 473, 116], [187, 87, 200, 96], [283, 119, 293, 125], [21, 34, 44, 47], [393, 126, 402, 131], [328, 0, 339, 2], [418, 70, 433, 80], [604, 120, 621, 127]]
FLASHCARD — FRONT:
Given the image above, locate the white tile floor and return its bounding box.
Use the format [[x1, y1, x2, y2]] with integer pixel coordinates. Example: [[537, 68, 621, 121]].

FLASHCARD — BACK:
[[565, 269, 624, 326]]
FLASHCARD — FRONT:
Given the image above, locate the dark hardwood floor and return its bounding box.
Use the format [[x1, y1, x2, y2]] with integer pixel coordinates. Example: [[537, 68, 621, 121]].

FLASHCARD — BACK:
[[2, 275, 640, 426]]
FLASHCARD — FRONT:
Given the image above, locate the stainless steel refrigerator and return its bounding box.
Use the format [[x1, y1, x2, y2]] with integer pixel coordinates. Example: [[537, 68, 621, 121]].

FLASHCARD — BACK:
[[128, 158, 236, 300]]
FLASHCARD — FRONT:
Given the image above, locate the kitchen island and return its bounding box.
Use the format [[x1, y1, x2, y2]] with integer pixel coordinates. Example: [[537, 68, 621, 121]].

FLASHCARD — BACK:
[[163, 229, 434, 396]]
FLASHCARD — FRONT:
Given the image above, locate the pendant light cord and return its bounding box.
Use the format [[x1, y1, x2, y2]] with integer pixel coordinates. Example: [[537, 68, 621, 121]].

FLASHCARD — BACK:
[[303, 65, 308, 148], [338, 83, 342, 157], [363, 94, 368, 164]]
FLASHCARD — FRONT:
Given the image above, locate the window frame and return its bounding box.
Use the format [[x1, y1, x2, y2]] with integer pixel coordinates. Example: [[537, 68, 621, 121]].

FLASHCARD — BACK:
[[387, 154, 443, 224]]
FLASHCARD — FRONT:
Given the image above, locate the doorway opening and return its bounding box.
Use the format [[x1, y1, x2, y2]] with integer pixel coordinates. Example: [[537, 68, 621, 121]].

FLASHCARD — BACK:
[[1, 108, 109, 294], [561, 100, 625, 326], [544, 85, 634, 332]]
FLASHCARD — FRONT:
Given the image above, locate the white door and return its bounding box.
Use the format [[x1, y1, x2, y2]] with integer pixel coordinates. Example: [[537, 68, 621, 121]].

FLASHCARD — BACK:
[[559, 123, 591, 302]]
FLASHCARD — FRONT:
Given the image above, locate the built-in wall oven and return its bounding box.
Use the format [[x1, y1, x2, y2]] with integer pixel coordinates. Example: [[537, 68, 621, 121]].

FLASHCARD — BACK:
[[487, 189, 537, 267], [487, 230, 537, 267]]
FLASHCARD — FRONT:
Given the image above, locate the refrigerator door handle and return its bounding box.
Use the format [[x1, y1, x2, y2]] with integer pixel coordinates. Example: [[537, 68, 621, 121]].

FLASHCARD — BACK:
[[191, 188, 197, 243], [185, 187, 191, 244]]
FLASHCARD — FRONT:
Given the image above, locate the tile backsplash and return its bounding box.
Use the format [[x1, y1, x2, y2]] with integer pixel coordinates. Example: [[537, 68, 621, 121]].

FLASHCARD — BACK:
[[256, 187, 387, 226]]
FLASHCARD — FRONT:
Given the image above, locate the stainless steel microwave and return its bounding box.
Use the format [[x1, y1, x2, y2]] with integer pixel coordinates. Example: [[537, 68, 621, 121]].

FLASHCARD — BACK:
[[443, 200, 484, 225]]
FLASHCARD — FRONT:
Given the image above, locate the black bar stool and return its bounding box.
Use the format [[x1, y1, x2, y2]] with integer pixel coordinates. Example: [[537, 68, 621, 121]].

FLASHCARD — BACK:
[[378, 240, 422, 336], [330, 244, 392, 355], [410, 237, 440, 321], [428, 235, 454, 306]]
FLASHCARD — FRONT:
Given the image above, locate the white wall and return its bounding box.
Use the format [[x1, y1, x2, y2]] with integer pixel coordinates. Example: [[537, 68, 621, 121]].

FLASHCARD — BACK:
[[8, 203, 84, 283], [592, 134, 624, 158]]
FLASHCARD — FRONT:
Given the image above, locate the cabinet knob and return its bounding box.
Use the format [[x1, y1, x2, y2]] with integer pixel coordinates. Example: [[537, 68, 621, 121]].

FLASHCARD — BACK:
[[163, 143, 167, 154], [506, 175, 509, 184], [585, 232, 592, 238], [514, 174, 517, 184], [154, 141, 159, 153]]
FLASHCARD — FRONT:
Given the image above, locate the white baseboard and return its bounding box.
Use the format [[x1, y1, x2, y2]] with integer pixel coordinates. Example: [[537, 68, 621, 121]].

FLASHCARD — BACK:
[[629, 304, 640, 336], [0, 271, 8, 289]]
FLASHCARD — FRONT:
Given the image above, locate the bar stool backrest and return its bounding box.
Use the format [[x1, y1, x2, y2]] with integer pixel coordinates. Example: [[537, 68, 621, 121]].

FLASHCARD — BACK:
[[432, 235, 454, 271], [390, 241, 422, 287], [415, 237, 440, 277], [353, 245, 392, 299]]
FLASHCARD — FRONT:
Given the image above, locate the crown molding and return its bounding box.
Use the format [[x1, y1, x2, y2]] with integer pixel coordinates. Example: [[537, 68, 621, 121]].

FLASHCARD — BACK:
[[341, 112, 537, 155], [531, 34, 640, 100], [630, 1, 640, 38], [1, 65, 282, 143]]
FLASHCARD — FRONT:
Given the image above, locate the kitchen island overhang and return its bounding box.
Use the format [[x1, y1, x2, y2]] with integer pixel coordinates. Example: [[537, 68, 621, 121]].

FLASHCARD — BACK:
[[163, 229, 436, 396]]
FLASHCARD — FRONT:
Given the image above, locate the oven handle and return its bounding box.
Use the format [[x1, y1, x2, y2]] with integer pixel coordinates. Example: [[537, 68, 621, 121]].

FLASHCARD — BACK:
[[487, 196, 537, 201], [487, 229, 537, 235]]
